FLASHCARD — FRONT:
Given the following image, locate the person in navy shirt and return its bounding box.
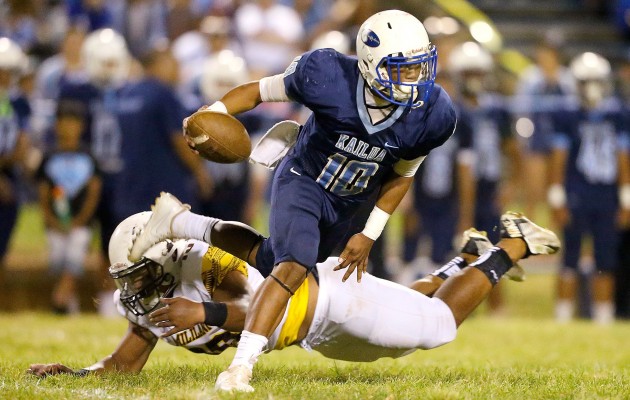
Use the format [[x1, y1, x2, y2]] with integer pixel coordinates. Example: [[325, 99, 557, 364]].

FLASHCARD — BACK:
[[114, 48, 210, 219], [131, 11, 524, 392], [0, 37, 30, 275], [549, 52, 630, 324], [189, 50, 266, 224], [401, 72, 475, 278]]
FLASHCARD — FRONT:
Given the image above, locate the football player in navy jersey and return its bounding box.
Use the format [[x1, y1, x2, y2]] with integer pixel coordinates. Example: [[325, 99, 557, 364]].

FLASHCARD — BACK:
[[57, 28, 131, 316], [0, 38, 30, 276], [401, 71, 476, 277], [548, 52, 630, 324], [131, 10, 457, 389], [447, 42, 525, 312], [114, 48, 210, 219]]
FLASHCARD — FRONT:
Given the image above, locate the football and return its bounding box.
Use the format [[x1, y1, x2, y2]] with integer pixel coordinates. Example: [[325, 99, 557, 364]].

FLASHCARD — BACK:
[[184, 110, 251, 163]]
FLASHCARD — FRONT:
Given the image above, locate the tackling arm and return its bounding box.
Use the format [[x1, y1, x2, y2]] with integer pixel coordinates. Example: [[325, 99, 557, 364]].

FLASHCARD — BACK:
[[27, 322, 158, 377], [148, 270, 252, 335]]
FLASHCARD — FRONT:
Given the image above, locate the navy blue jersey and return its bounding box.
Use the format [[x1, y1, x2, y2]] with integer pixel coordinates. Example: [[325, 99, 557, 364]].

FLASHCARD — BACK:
[[115, 77, 195, 217], [37, 149, 100, 217], [415, 105, 473, 202], [0, 94, 31, 176], [455, 94, 511, 184], [58, 79, 123, 174], [282, 49, 456, 202], [551, 99, 630, 204]]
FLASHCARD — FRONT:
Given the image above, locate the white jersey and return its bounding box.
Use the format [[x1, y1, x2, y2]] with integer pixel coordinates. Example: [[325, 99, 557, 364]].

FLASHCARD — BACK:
[[114, 239, 265, 355], [299, 258, 457, 362], [116, 246, 457, 361]]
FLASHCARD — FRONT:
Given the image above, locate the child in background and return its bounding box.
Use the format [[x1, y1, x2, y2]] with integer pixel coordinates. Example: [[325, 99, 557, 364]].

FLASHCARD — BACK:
[[36, 101, 102, 314]]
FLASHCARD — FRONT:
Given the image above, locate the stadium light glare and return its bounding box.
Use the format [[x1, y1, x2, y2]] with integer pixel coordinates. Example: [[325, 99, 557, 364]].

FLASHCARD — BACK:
[[424, 16, 459, 36], [470, 21, 494, 44], [423, 16, 442, 36]]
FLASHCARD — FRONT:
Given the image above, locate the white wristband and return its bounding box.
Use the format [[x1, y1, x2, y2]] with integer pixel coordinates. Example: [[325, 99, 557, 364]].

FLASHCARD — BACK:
[[205, 101, 228, 114], [547, 183, 567, 209], [361, 207, 390, 241], [620, 184, 630, 210]]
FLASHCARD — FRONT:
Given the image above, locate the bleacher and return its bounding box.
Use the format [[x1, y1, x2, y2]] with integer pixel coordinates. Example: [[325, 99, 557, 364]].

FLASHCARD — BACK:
[[473, 0, 628, 62]]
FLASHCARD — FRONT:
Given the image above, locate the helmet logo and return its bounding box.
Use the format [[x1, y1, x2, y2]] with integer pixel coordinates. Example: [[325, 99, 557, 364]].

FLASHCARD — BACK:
[[362, 30, 380, 48]]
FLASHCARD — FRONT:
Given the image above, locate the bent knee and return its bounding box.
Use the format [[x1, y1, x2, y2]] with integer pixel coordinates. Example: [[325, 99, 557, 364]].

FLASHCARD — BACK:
[[418, 298, 458, 350]]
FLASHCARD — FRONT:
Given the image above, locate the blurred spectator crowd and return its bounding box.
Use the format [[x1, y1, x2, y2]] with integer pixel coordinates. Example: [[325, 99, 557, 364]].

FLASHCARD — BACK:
[[0, 0, 629, 324]]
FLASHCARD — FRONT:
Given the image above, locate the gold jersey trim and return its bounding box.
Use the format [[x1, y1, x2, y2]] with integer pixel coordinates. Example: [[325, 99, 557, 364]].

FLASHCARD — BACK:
[[274, 279, 309, 350], [201, 246, 248, 296]]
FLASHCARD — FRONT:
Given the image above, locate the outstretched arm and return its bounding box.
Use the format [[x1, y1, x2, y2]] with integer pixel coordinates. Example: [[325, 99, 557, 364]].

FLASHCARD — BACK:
[[27, 322, 158, 377]]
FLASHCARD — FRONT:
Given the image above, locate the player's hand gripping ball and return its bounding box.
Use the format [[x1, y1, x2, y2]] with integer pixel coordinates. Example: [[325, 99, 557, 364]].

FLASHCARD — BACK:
[[184, 110, 251, 163]]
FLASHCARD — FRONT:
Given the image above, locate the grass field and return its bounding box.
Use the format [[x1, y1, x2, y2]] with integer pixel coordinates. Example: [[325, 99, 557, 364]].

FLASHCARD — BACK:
[[4, 206, 628, 399], [2, 273, 630, 400], [1, 312, 629, 400]]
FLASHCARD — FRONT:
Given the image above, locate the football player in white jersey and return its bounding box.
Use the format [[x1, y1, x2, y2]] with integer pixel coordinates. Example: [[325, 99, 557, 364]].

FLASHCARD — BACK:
[[28, 204, 560, 390]]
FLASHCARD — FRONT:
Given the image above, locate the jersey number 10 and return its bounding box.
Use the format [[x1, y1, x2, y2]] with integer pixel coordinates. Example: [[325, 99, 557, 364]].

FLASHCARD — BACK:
[[316, 153, 379, 196]]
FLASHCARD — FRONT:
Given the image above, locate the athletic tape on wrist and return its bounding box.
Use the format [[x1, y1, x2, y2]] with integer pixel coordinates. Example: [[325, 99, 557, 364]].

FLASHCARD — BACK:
[[361, 207, 390, 241], [547, 183, 567, 209], [206, 101, 228, 114], [620, 184, 630, 210], [202, 301, 228, 326]]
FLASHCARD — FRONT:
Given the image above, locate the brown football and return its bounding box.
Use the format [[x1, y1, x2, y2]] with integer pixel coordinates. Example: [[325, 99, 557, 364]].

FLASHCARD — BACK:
[[184, 110, 251, 163]]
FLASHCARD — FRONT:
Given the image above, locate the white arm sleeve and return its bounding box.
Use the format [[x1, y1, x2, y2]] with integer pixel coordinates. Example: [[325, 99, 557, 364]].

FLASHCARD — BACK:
[[393, 156, 426, 177], [259, 74, 290, 102]]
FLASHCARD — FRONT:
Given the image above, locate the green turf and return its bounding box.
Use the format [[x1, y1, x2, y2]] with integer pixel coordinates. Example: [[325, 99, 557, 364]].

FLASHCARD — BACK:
[[2, 312, 629, 400], [6, 204, 625, 398]]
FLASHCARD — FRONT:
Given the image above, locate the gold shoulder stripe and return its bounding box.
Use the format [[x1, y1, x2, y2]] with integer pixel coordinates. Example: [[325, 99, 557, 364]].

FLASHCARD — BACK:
[[201, 246, 248, 295]]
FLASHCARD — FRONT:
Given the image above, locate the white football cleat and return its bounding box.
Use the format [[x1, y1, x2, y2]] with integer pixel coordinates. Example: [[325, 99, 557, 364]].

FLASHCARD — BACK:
[[500, 211, 561, 257], [215, 365, 254, 393], [129, 192, 190, 261], [460, 228, 492, 256], [460, 228, 525, 282]]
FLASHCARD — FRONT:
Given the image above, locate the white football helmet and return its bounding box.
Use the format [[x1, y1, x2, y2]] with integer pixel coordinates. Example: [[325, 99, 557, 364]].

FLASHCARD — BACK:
[[200, 50, 249, 102], [311, 30, 351, 54], [81, 28, 130, 87], [447, 41, 494, 96], [356, 10, 437, 108], [447, 41, 493, 74], [570, 52, 611, 106], [0, 37, 27, 72], [108, 212, 181, 316], [570, 52, 610, 81]]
